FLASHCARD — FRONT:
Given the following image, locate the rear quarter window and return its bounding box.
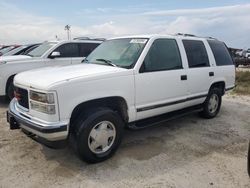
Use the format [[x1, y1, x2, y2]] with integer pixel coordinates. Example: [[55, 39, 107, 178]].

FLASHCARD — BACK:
[[183, 40, 210, 68], [208, 40, 234, 66]]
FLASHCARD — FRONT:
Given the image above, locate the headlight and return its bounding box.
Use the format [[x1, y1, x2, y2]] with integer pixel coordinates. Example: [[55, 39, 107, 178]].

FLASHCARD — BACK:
[[29, 90, 56, 114], [30, 91, 55, 104]]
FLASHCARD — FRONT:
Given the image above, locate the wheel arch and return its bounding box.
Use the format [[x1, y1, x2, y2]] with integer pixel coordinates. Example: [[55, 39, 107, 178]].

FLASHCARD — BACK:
[[5, 74, 16, 94], [209, 80, 226, 95], [69, 96, 129, 130]]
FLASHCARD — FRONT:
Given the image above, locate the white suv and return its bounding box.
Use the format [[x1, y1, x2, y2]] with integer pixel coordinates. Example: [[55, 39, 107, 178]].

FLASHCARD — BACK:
[[7, 35, 235, 163], [0, 39, 102, 99]]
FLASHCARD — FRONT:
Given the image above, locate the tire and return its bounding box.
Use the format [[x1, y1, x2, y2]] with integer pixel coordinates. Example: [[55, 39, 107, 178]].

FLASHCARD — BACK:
[[200, 88, 222, 119], [73, 108, 124, 163], [6, 79, 14, 100], [248, 141, 250, 177]]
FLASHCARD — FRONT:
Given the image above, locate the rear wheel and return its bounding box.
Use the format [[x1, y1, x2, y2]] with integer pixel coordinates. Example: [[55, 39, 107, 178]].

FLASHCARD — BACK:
[[73, 108, 124, 163], [200, 88, 222, 119]]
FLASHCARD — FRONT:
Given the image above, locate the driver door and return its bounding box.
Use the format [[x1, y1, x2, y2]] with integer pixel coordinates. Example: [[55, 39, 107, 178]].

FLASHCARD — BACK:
[[135, 38, 189, 120], [46, 43, 79, 66]]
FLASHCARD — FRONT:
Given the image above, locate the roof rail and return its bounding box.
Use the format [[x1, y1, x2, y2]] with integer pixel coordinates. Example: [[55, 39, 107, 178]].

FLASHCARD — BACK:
[[176, 33, 197, 37], [93, 38, 106, 41], [175, 33, 218, 40], [206, 36, 218, 40], [73, 37, 106, 41]]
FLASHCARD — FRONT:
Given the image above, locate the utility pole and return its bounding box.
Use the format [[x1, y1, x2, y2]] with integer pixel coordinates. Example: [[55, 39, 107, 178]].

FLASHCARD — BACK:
[[64, 25, 71, 40]]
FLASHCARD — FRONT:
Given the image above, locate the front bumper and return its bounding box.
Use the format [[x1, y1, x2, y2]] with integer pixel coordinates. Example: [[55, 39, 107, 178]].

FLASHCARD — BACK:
[[7, 99, 68, 142]]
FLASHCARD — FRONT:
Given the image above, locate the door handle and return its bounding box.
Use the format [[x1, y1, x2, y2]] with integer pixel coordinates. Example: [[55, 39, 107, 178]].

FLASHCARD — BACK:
[[209, 72, 214, 77], [181, 75, 187, 81]]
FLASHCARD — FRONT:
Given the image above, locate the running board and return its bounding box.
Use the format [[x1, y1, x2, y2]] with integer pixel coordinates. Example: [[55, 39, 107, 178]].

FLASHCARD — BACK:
[[128, 105, 203, 130]]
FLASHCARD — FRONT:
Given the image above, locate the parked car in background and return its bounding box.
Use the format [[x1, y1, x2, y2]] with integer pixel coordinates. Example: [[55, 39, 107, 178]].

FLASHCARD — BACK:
[[0, 45, 20, 56], [0, 39, 102, 99], [7, 34, 235, 163], [3, 44, 41, 56], [0, 45, 7, 50], [234, 57, 250, 67], [0, 45, 11, 50], [243, 49, 250, 58]]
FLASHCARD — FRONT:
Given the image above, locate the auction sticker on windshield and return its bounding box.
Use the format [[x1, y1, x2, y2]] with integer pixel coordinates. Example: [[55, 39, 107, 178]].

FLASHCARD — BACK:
[[130, 39, 148, 44]]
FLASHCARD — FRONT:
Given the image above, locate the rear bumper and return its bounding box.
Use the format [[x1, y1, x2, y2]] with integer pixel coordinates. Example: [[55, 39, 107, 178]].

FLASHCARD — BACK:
[[7, 99, 68, 142]]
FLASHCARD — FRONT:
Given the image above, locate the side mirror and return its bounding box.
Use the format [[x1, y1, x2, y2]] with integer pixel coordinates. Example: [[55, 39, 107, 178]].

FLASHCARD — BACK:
[[81, 57, 86, 63], [50, 51, 60, 58]]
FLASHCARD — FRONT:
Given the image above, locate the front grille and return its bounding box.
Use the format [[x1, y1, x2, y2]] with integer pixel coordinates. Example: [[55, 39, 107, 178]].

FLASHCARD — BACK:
[[15, 87, 29, 109]]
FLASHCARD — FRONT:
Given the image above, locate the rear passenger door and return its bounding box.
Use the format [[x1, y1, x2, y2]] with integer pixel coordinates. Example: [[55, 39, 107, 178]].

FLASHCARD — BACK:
[[135, 38, 188, 120], [47, 43, 79, 66], [183, 40, 214, 106], [71, 43, 100, 64]]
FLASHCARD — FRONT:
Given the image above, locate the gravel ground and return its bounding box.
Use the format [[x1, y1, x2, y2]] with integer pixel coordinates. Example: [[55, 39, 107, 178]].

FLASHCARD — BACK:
[[0, 95, 249, 188]]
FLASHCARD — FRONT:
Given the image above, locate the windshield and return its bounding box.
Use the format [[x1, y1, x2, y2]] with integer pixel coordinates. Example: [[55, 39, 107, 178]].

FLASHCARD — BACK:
[[3, 45, 27, 56], [86, 38, 148, 68], [27, 42, 57, 57], [0, 46, 16, 54]]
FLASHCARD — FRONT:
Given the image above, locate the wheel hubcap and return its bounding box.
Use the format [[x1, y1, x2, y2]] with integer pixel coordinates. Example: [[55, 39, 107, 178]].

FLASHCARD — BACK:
[[208, 94, 219, 114], [88, 121, 116, 154]]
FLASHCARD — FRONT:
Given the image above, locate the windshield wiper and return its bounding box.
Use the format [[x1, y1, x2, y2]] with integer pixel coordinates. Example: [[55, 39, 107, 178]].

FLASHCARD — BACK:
[[95, 58, 117, 67]]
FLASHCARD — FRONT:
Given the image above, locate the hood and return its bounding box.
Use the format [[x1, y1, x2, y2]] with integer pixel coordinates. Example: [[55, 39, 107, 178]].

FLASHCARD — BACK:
[[0, 55, 32, 62], [15, 63, 130, 90]]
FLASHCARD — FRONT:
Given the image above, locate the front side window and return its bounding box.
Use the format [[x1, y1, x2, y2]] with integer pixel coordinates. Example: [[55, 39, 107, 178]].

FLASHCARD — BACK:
[[207, 40, 234, 66], [53, 43, 79, 58], [86, 38, 148, 68], [79, 43, 100, 57], [141, 39, 182, 72], [183, 40, 210, 68], [28, 42, 57, 57]]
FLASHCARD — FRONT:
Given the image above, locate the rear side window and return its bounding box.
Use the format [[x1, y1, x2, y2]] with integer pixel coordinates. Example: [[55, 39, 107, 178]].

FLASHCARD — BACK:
[[183, 40, 210, 68], [54, 43, 79, 57], [208, 40, 234, 66], [142, 39, 182, 72], [78, 43, 100, 57]]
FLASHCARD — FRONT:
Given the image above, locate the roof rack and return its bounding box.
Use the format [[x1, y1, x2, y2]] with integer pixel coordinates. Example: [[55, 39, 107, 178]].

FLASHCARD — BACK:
[[73, 37, 106, 41], [175, 33, 218, 40], [176, 33, 197, 37]]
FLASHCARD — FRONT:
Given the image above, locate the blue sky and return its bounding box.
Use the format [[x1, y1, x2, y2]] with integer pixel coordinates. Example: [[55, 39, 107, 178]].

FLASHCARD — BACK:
[[0, 0, 250, 48]]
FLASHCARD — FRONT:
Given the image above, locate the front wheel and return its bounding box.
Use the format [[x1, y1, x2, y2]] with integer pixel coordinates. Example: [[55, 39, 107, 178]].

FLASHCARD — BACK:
[[200, 88, 222, 119], [74, 108, 124, 163]]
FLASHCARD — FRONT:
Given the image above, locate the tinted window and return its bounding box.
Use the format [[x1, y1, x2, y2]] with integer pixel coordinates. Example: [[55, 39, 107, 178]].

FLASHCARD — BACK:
[[142, 39, 182, 72], [54, 43, 79, 58], [79, 43, 100, 57], [183, 40, 209, 68], [208, 40, 234, 66]]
